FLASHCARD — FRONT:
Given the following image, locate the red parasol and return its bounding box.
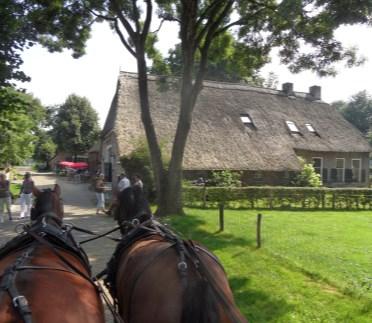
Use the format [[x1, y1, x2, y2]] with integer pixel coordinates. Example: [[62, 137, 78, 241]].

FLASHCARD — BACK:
[[58, 161, 88, 169]]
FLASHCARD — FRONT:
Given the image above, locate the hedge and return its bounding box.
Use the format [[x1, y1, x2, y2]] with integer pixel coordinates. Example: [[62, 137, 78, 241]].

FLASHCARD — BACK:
[[183, 186, 372, 210]]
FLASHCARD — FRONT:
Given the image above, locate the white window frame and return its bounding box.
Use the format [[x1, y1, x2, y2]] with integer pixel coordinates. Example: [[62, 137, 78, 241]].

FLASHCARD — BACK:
[[335, 158, 345, 182], [351, 159, 362, 182], [286, 120, 300, 133], [312, 157, 323, 179], [240, 114, 252, 125], [305, 123, 315, 133]]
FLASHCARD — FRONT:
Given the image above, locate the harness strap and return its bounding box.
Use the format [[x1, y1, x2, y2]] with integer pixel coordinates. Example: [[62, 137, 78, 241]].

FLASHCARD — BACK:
[[95, 279, 125, 323], [77, 225, 122, 245], [185, 242, 244, 323], [0, 247, 34, 323], [27, 231, 97, 290]]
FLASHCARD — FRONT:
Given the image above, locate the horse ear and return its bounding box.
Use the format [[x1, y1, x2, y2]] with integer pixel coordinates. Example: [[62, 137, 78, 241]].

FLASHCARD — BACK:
[[33, 186, 41, 197], [53, 184, 61, 196]]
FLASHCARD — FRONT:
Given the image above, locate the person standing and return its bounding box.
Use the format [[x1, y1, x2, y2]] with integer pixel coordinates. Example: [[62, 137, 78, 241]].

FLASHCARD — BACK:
[[95, 174, 106, 215], [132, 174, 143, 191], [105, 173, 131, 216], [118, 172, 131, 192], [20, 172, 34, 219], [0, 173, 12, 222]]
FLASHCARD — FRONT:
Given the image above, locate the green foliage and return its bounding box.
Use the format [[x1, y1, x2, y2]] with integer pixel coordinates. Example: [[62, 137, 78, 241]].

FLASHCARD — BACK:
[[333, 91, 372, 139], [0, 0, 93, 86], [210, 170, 242, 187], [51, 94, 100, 158], [0, 87, 45, 165], [183, 186, 372, 210], [120, 141, 155, 197], [292, 163, 322, 187], [150, 31, 269, 83], [33, 129, 57, 167], [167, 208, 372, 322]]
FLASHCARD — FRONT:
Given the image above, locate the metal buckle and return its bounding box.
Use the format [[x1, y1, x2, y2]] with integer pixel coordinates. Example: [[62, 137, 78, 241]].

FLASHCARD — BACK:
[[13, 295, 28, 308], [131, 218, 140, 226], [178, 261, 188, 271]]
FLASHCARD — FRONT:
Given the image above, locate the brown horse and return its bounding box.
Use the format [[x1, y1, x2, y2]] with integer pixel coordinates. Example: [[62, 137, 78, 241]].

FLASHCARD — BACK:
[[0, 184, 105, 323], [104, 187, 247, 323]]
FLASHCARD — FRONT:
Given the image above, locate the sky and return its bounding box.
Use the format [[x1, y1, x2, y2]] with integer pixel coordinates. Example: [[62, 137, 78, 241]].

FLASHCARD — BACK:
[[19, 21, 372, 128]]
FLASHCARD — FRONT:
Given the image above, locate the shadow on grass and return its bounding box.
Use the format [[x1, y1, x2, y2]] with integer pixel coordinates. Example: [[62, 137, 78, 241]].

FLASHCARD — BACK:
[[164, 214, 255, 251], [229, 276, 293, 323]]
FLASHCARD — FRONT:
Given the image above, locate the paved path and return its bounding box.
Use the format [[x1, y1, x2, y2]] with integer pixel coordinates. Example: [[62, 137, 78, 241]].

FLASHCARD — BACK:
[[0, 172, 118, 322]]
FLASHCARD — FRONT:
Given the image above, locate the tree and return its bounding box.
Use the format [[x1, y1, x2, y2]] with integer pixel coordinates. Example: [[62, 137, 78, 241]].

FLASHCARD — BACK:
[[333, 91, 372, 137], [81, 0, 371, 215], [0, 87, 45, 165], [33, 130, 57, 169], [150, 30, 270, 83], [52, 94, 100, 159], [0, 0, 93, 86], [5, 1, 372, 215]]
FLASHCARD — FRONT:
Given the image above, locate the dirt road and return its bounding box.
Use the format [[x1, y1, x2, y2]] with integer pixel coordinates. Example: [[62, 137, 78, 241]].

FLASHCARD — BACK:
[[0, 172, 118, 322]]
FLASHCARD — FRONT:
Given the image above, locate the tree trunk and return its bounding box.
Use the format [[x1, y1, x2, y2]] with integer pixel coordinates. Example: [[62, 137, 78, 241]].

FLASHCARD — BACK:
[[135, 49, 167, 207]]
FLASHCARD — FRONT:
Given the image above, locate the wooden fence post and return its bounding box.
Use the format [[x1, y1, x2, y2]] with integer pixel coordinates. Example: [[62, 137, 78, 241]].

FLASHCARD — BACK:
[[219, 204, 224, 232], [202, 186, 207, 208], [256, 213, 262, 248]]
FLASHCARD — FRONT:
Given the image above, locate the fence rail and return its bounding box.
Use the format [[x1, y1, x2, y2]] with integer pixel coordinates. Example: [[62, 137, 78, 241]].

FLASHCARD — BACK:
[[183, 186, 372, 210]]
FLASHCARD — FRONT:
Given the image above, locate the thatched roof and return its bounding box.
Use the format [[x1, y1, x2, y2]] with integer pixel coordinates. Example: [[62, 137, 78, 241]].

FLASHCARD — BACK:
[[104, 72, 371, 171]]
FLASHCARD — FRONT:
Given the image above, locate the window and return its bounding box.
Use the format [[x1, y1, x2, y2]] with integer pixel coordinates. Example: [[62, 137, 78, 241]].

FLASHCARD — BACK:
[[352, 159, 361, 182], [305, 123, 315, 132], [336, 158, 345, 182], [286, 120, 300, 132], [240, 114, 253, 125], [312, 157, 323, 178]]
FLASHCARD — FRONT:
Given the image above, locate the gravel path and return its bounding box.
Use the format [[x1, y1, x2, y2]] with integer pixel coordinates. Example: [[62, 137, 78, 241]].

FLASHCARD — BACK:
[[0, 172, 118, 322]]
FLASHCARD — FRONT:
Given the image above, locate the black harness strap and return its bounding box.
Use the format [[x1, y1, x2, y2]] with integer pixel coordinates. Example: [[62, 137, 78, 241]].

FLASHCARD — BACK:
[[0, 246, 35, 323], [76, 225, 122, 244], [184, 241, 244, 323], [27, 231, 96, 289]]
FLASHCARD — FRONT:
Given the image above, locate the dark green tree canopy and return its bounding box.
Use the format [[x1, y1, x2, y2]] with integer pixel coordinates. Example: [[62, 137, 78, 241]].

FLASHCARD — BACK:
[[0, 87, 45, 165], [52, 94, 100, 158], [0, 0, 93, 86]]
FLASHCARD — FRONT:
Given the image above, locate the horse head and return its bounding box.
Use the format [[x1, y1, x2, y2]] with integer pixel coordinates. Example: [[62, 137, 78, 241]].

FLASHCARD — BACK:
[[31, 184, 64, 225], [116, 186, 152, 229]]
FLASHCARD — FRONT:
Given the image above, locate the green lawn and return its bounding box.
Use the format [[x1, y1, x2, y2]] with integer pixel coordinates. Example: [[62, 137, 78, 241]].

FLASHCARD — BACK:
[[165, 209, 372, 323]]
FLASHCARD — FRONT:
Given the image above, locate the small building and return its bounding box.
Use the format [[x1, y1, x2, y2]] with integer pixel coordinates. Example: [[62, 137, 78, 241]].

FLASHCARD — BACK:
[[101, 72, 371, 187]]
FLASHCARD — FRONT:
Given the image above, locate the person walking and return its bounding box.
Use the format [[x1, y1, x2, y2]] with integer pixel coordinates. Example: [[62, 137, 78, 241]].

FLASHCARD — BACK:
[[95, 174, 106, 215], [20, 172, 34, 219], [0, 173, 12, 222]]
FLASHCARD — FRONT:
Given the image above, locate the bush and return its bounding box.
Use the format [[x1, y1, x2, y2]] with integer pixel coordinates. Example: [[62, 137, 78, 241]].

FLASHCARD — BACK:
[[291, 161, 322, 187], [209, 170, 242, 187]]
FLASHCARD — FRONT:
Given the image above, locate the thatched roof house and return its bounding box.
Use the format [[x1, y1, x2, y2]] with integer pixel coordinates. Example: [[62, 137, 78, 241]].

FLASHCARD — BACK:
[[102, 72, 370, 186]]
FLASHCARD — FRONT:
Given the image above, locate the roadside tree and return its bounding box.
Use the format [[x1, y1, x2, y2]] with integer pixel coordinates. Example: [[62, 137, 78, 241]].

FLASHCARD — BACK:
[[51, 94, 100, 160]]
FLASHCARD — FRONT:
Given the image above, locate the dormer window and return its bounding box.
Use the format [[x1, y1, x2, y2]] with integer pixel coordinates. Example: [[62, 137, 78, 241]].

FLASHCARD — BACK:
[[305, 123, 315, 133], [286, 120, 299, 133], [240, 114, 253, 126]]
